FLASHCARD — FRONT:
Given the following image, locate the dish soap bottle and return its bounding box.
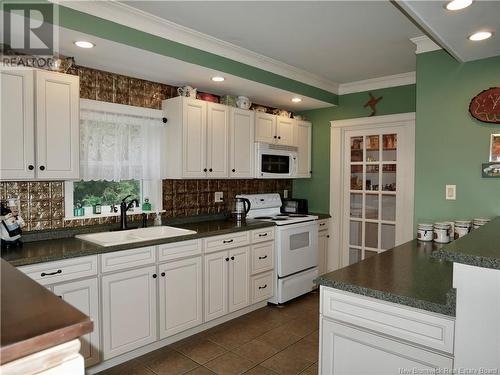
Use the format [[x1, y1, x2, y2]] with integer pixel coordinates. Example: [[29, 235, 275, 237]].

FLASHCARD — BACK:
[[142, 198, 152, 211], [154, 211, 162, 226]]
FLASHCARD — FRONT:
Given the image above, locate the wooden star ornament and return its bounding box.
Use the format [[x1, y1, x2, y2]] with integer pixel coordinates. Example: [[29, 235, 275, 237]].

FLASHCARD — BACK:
[[364, 92, 383, 116]]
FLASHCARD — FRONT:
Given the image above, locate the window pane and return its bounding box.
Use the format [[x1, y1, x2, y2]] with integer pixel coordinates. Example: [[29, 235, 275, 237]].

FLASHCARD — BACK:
[[365, 194, 379, 219], [351, 165, 363, 190], [350, 193, 362, 218], [383, 134, 397, 161], [73, 180, 141, 207], [349, 248, 361, 265], [365, 222, 378, 248], [366, 165, 379, 191], [365, 135, 380, 162], [381, 195, 396, 221], [349, 221, 362, 246], [351, 136, 363, 162], [382, 164, 396, 191], [381, 224, 396, 250], [365, 250, 378, 259]]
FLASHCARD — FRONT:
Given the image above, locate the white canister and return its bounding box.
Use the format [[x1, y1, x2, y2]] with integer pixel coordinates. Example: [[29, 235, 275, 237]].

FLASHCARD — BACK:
[[454, 220, 472, 240], [417, 223, 434, 242], [473, 217, 490, 229], [433, 222, 451, 243]]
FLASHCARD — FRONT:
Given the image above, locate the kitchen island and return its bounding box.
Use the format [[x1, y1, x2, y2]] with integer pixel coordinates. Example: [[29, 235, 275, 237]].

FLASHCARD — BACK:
[[316, 217, 499, 375]]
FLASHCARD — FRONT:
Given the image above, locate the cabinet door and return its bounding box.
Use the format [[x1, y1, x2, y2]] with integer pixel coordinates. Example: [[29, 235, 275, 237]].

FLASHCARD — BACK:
[[182, 98, 207, 178], [320, 319, 453, 375], [296, 121, 312, 178], [53, 278, 100, 367], [35, 71, 79, 179], [159, 257, 203, 339], [102, 266, 157, 359], [204, 251, 228, 322], [206, 102, 229, 178], [228, 247, 250, 312], [229, 108, 255, 178], [276, 117, 296, 146], [0, 70, 35, 179], [255, 112, 276, 144], [318, 230, 328, 275]]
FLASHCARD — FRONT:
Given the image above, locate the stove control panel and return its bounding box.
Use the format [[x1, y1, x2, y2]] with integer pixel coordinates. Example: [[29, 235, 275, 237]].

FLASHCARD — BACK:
[[237, 193, 282, 210]]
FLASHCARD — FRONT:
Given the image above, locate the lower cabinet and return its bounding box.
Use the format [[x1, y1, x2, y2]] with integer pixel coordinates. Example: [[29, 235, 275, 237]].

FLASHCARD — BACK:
[[204, 247, 250, 322], [101, 265, 157, 359], [158, 257, 203, 339], [321, 319, 453, 375], [53, 278, 100, 367], [318, 230, 329, 275]]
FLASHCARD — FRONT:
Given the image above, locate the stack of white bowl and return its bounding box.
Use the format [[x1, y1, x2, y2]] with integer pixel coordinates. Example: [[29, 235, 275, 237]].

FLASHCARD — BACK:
[[417, 217, 490, 243]]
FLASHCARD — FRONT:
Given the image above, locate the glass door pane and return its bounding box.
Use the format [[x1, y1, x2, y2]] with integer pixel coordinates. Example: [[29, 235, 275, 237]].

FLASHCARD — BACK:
[[351, 136, 363, 162]]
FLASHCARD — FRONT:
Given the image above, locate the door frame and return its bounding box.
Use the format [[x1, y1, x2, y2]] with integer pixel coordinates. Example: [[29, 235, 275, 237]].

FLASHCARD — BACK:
[[330, 113, 415, 268]]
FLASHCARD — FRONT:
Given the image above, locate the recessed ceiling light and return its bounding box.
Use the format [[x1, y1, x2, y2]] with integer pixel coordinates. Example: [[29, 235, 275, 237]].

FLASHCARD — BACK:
[[445, 0, 473, 11], [211, 76, 225, 82], [468, 31, 492, 41], [291, 97, 302, 103], [74, 41, 95, 48]]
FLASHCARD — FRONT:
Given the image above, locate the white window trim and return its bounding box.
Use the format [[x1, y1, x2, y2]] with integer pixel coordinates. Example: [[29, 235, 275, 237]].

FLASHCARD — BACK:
[[64, 180, 163, 220]]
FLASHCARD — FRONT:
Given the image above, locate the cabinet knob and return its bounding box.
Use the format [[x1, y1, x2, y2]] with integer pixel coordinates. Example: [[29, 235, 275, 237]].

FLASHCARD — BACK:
[[232, 169, 236, 173], [152, 274, 157, 278], [161, 272, 166, 277], [209, 168, 213, 172], [39, 165, 45, 171], [28, 165, 34, 170], [203, 168, 208, 172], [230, 256, 235, 260], [278, 136, 281, 140], [274, 136, 277, 139], [258, 255, 268, 259], [258, 284, 267, 290], [326, 235, 330, 238], [225, 257, 229, 262]]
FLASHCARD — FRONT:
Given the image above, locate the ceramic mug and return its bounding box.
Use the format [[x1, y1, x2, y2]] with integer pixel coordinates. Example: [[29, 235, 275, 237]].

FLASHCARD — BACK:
[[236, 96, 252, 110]]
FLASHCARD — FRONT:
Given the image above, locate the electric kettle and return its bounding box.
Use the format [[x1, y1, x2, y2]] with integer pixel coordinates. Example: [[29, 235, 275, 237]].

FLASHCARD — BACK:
[[230, 197, 251, 223]]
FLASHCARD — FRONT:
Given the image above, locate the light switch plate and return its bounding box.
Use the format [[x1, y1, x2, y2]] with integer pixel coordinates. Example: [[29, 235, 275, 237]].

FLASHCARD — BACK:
[[214, 191, 224, 203], [445, 185, 456, 200]]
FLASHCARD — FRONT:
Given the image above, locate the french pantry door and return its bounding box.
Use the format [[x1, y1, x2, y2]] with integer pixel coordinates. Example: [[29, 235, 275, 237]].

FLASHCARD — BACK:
[[330, 113, 415, 268]]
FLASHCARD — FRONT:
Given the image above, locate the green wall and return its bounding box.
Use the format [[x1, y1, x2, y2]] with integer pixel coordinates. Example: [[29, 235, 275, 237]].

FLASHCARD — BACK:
[[293, 85, 416, 213], [414, 51, 500, 223]]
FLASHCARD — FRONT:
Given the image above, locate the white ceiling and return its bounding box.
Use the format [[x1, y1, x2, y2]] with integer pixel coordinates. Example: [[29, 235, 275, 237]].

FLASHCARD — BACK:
[[398, 1, 500, 62], [120, 1, 422, 83]]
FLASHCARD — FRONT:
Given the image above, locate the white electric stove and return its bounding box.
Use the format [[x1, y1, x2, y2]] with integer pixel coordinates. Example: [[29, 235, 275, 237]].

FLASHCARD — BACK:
[[237, 193, 319, 304]]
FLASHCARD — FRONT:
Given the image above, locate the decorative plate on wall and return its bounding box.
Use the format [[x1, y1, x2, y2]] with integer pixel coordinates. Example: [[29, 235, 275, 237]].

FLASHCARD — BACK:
[[469, 87, 500, 124]]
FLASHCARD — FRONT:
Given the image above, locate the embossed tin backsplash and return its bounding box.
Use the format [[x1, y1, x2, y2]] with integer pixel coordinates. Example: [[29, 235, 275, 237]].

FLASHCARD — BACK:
[[0, 179, 292, 232]]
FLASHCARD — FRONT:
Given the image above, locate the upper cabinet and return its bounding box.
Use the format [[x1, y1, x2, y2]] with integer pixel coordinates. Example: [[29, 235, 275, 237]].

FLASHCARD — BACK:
[[229, 108, 255, 178], [207, 103, 230, 178], [255, 112, 296, 146], [0, 70, 80, 180], [295, 121, 312, 178]]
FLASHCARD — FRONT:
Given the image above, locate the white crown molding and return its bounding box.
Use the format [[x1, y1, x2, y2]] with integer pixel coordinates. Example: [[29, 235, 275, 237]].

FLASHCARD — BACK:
[[337, 72, 416, 95], [330, 112, 416, 128], [55, 0, 339, 94], [410, 36, 442, 54]]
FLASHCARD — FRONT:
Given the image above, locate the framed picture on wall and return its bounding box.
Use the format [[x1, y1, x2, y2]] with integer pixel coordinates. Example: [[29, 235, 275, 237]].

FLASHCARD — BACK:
[[482, 163, 500, 178], [490, 134, 500, 162]]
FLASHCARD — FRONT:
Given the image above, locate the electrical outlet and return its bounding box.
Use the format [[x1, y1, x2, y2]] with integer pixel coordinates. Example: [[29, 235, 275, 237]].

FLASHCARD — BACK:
[[445, 185, 456, 200], [283, 189, 288, 198], [214, 191, 224, 203]]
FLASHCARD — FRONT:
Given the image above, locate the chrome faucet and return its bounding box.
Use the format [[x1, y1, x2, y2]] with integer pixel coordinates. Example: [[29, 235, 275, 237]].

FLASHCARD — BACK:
[[120, 195, 139, 230]]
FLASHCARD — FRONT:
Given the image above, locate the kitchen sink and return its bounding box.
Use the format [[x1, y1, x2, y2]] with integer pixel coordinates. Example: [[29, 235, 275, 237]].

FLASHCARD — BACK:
[[75, 226, 197, 247]]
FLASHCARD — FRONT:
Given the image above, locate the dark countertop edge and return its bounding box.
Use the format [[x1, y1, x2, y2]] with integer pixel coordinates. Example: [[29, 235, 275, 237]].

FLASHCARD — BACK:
[[6, 221, 277, 267], [1, 260, 93, 364], [431, 249, 500, 270], [314, 276, 456, 317], [310, 212, 331, 219]]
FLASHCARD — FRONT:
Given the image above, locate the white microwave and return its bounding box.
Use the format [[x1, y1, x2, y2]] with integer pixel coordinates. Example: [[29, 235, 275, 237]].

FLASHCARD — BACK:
[[255, 142, 298, 179]]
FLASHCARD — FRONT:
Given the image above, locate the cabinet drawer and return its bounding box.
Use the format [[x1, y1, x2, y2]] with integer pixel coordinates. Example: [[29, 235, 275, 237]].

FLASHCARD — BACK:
[[19, 255, 98, 286], [101, 246, 156, 273], [251, 227, 275, 243], [321, 288, 455, 354], [250, 242, 274, 275], [158, 239, 202, 262], [251, 271, 273, 303], [204, 231, 250, 253], [318, 219, 329, 232]]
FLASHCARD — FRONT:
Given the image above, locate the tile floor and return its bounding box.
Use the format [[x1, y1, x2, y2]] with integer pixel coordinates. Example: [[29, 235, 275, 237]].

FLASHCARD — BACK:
[[98, 291, 320, 375]]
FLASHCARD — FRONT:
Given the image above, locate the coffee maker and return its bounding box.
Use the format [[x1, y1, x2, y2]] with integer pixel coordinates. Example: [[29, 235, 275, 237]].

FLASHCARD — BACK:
[[230, 197, 251, 223]]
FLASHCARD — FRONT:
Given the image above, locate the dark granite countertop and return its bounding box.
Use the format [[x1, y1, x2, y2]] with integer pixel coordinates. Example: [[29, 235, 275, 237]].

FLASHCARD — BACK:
[[0, 259, 93, 364], [432, 217, 500, 270], [315, 239, 456, 316], [311, 212, 331, 220], [2, 219, 275, 267]]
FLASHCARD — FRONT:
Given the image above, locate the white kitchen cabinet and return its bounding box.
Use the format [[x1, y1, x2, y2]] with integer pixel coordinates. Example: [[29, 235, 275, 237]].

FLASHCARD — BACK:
[[101, 265, 157, 359], [182, 98, 207, 178], [0, 70, 79, 180], [318, 229, 329, 276], [229, 108, 255, 178], [228, 246, 250, 312], [276, 116, 295, 146], [0, 70, 35, 180], [295, 121, 312, 178], [320, 319, 453, 375], [53, 278, 100, 367], [158, 257, 203, 339], [207, 103, 229, 178], [255, 112, 276, 144], [204, 251, 229, 322]]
